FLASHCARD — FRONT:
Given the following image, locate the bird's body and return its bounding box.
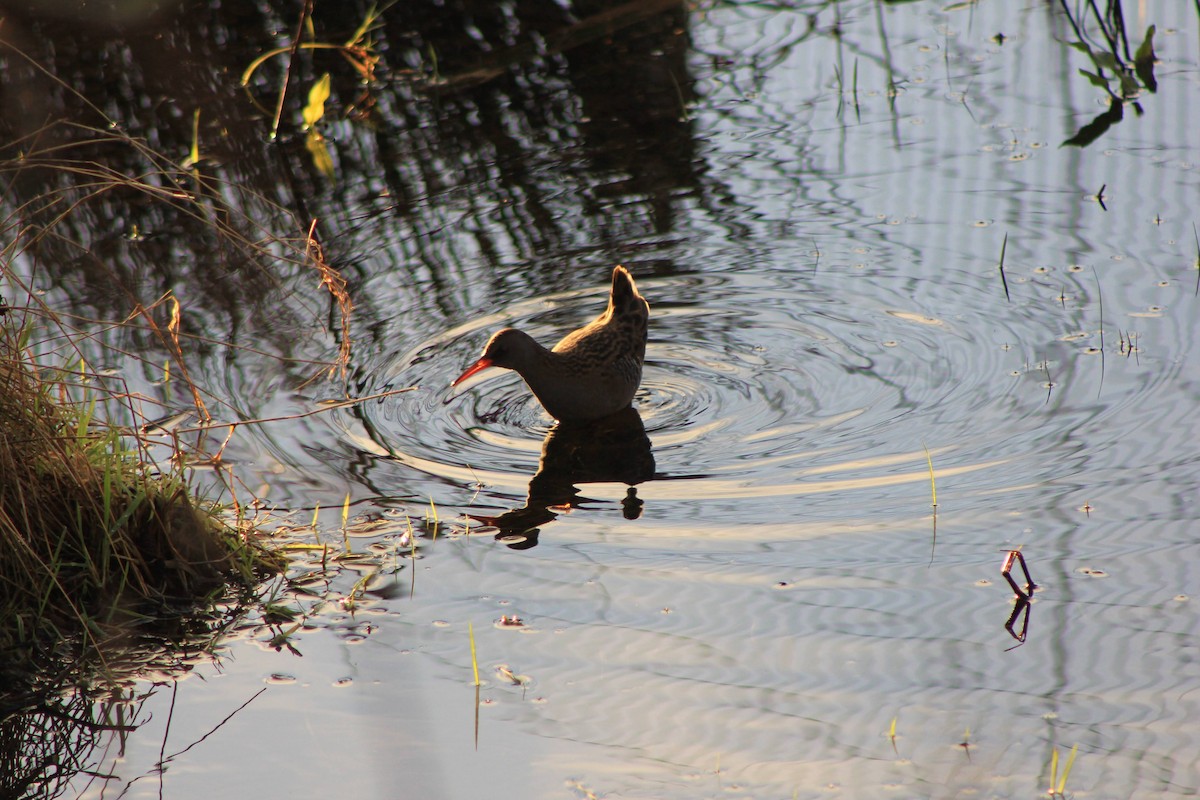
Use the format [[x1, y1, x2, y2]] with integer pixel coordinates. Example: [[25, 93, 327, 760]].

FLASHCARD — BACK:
[[452, 266, 649, 421]]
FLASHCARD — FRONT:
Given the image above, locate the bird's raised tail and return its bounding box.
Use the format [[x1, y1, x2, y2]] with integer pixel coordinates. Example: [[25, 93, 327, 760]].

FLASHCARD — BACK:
[[609, 265, 649, 324]]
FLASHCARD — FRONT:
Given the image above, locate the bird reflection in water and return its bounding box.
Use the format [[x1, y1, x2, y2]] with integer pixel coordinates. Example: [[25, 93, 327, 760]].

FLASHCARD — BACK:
[[468, 407, 654, 549]]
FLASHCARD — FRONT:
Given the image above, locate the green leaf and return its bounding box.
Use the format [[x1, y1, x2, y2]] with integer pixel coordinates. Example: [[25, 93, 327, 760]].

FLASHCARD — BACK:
[[1077, 69, 1109, 89], [305, 129, 335, 179], [182, 108, 201, 168], [1118, 72, 1140, 98], [1134, 25, 1158, 92], [1134, 25, 1157, 64], [303, 73, 332, 129]]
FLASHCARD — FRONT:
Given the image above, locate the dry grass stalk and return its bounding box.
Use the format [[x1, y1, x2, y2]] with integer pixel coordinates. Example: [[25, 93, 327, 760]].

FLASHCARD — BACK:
[[0, 324, 250, 650]]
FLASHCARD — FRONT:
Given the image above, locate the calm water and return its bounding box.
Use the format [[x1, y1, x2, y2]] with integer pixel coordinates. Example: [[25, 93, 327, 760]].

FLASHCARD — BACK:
[[4, 1, 1199, 798]]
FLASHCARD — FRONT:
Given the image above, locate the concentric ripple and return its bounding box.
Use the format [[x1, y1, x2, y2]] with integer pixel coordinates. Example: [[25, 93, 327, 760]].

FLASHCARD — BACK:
[[349, 263, 1133, 519]]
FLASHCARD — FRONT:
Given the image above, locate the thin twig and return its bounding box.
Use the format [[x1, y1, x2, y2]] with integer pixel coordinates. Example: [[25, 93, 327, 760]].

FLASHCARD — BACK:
[[271, 0, 313, 140], [173, 387, 417, 435]]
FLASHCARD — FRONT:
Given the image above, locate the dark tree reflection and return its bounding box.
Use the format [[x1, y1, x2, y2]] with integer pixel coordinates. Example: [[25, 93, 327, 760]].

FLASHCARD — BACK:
[[0, 0, 698, 347]]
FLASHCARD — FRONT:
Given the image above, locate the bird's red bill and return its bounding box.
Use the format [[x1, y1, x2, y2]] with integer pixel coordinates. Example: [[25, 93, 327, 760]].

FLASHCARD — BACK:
[[451, 357, 494, 387]]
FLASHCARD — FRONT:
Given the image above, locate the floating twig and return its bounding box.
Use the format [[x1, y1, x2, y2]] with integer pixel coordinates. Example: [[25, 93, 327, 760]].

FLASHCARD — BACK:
[[1001, 548, 1037, 599], [1001, 548, 1037, 645], [170, 387, 416, 435]]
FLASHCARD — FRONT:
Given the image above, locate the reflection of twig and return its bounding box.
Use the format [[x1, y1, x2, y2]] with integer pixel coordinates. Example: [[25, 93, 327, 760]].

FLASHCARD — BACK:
[[160, 687, 267, 764], [923, 444, 938, 566], [1005, 595, 1032, 646], [928, 509, 937, 567], [870, 1, 899, 143], [1092, 266, 1105, 398], [14, 302, 340, 376], [1058, 0, 1121, 70], [157, 681, 177, 789], [473, 684, 481, 752], [1056, 0, 1160, 148], [27, 701, 139, 733], [1192, 222, 1199, 298], [426, 0, 683, 93], [998, 233, 1010, 302], [117, 686, 267, 797]]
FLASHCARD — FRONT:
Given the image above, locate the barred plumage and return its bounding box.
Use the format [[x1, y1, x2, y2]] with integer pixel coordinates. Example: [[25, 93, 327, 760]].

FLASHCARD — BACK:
[[452, 266, 650, 421]]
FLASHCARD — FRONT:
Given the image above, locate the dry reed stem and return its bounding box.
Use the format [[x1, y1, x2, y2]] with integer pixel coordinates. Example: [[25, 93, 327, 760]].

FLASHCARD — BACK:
[[306, 219, 354, 383]]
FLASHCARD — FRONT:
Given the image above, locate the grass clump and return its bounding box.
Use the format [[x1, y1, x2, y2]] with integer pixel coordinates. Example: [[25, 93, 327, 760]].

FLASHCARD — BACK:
[[0, 317, 272, 677]]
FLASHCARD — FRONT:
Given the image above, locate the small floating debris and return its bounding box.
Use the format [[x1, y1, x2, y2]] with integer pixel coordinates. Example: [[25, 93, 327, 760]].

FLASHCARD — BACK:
[[495, 665, 531, 687]]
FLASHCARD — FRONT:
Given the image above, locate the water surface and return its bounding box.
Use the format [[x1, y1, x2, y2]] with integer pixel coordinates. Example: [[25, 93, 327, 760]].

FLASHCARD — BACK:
[[3, 1, 1198, 798]]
